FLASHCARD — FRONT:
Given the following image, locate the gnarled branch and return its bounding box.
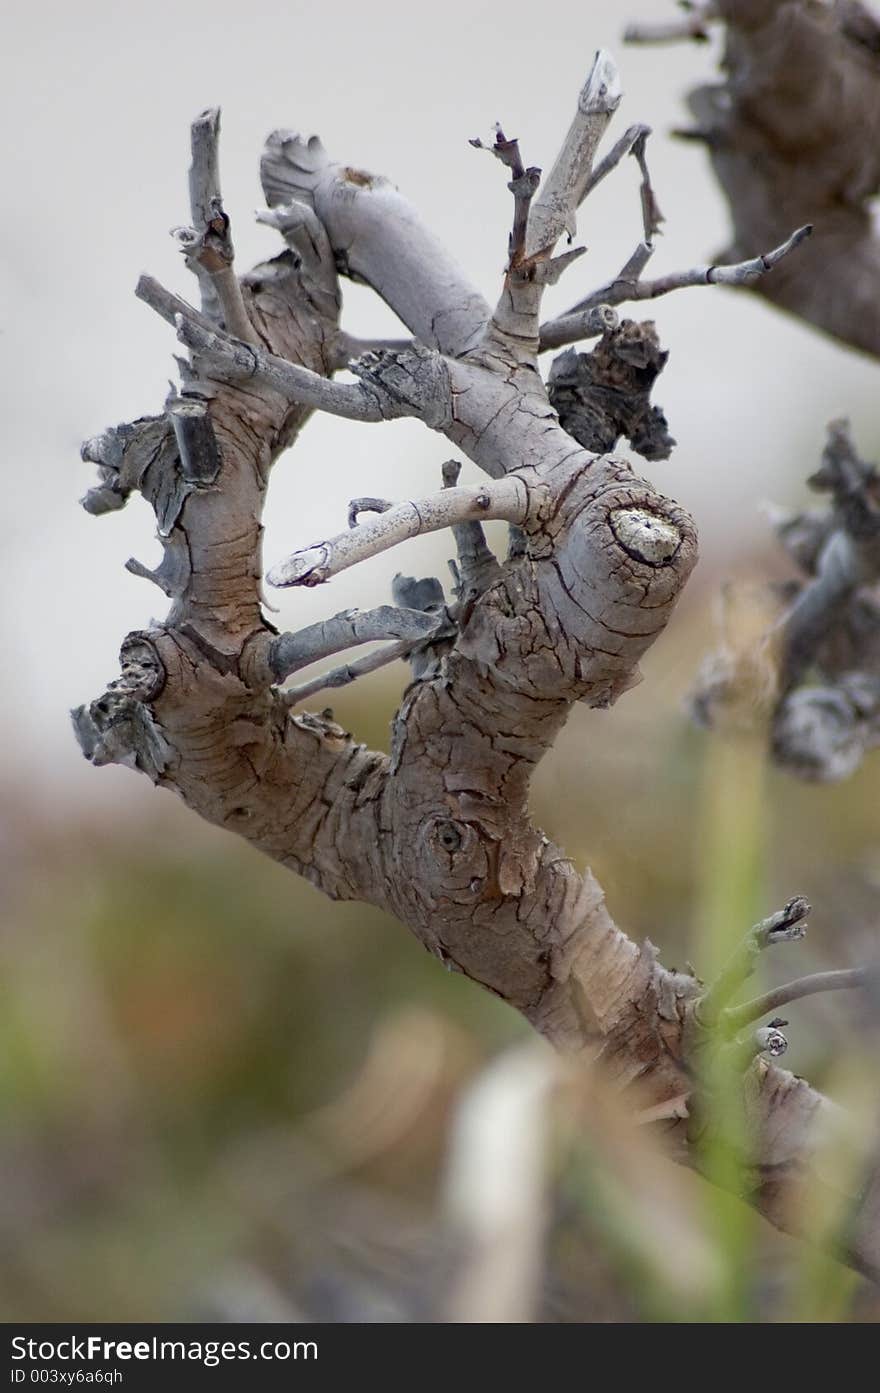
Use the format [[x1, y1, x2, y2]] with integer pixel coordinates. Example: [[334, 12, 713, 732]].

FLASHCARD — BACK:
[[74, 54, 880, 1288]]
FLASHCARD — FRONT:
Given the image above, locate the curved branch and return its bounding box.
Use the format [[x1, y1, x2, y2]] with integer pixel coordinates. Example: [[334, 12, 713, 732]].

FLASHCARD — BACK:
[[724, 968, 869, 1033], [267, 477, 529, 588], [269, 606, 445, 681], [261, 131, 491, 356], [77, 78, 880, 1288]]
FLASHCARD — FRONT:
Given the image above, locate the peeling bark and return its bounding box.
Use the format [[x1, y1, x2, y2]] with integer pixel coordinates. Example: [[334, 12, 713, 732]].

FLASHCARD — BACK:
[[74, 55, 879, 1283]]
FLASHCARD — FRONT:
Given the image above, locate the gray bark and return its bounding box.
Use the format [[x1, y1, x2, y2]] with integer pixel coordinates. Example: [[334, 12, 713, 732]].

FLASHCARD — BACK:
[[626, 0, 880, 359], [692, 420, 880, 782], [74, 54, 880, 1283]]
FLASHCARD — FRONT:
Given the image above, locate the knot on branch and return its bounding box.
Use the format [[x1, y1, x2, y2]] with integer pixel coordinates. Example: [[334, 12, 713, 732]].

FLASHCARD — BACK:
[[72, 633, 171, 781], [454, 459, 697, 708], [350, 344, 453, 427], [414, 814, 492, 905], [117, 633, 167, 701], [610, 506, 683, 566]]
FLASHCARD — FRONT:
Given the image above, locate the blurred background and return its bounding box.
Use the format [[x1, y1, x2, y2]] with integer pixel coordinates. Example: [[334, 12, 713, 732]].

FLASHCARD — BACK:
[[2, 0, 879, 1322]]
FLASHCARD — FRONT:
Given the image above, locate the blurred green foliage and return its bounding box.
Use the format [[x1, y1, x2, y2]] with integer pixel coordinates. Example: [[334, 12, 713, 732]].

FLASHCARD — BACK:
[[1, 589, 879, 1321]]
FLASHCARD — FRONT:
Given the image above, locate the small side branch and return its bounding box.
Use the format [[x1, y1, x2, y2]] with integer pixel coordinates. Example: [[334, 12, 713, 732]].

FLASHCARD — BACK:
[[186, 107, 223, 321], [270, 605, 444, 681], [724, 968, 869, 1034], [135, 275, 216, 334], [442, 460, 503, 599], [631, 128, 664, 243], [695, 896, 811, 1028], [171, 313, 385, 421], [526, 49, 622, 256], [348, 497, 393, 529], [538, 304, 619, 353], [175, 110, 259, 346], [267, 477, 529, 588], [582, 123, 649, 201], [281, 641, 412, 707], [566, 226, 812, 316], [470, 127, 541, 269], [173, 197, 261, 347]]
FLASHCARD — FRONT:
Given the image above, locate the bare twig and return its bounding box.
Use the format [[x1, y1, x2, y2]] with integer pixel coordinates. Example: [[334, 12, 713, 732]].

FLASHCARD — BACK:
[[723, 968, 869, 1034], [171, 313, 385, 421], [186, 107, 223, 321], [172, 196, 261, 347], [441, 460, 502, 599], [695, 896, 811, 1028], [538, 304, 619, 353], [269, 606, 445, 681], [280, 641, 414, 706], [181, 109, 259, 344], [631, 128, 664, 242], [470, 126, 541, 268], [135, 275, 216, 334], [348, 497, 393, 529], [566, 225, 813, 316], [526, 49, 622, 255], [582, 123, 649, 201], [266, 477, 529, 588], [617, 240, 655, 282]]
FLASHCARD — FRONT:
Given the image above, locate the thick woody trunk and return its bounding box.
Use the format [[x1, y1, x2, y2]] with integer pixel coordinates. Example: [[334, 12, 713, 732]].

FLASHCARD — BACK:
[[74, 66, 880, 1284]]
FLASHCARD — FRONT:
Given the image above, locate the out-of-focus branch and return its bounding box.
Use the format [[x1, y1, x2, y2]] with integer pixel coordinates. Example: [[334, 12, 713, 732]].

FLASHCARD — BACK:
[[627, 1, 880, 357], [694, 897, 811, 1028], [691, 420, 880, 781], [724, 968, 869, 1033], [624, 6, 719, 45]]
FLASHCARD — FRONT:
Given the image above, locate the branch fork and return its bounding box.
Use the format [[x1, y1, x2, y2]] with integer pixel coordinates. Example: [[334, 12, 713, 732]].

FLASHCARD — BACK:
[[74, 49, 880, 1283]]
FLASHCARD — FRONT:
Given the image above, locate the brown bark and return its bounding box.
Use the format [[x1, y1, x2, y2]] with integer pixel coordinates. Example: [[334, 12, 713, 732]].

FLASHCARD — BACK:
[[74, 79, 880, 1284]]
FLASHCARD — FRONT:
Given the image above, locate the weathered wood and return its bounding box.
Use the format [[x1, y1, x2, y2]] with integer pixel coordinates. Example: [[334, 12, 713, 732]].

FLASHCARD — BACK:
[[74, 64, 880, 1285]]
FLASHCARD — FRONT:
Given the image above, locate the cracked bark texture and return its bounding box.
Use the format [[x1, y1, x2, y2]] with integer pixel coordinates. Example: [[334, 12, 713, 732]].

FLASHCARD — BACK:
[[75, 77, 879, 1283], [632, 0, 880, 358]]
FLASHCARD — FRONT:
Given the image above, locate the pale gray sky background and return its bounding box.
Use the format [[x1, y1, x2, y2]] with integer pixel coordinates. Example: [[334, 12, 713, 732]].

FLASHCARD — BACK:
[[2, 0, 877, 808]]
